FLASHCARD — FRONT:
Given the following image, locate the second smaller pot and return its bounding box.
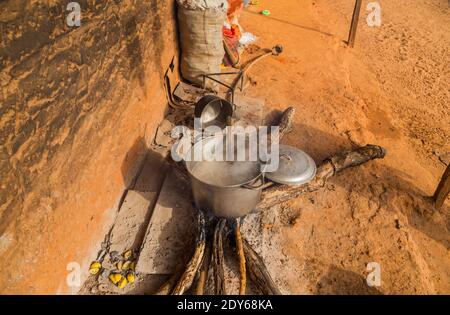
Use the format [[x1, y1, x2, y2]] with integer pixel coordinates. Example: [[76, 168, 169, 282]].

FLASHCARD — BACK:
[[194, 95, 234, 129]]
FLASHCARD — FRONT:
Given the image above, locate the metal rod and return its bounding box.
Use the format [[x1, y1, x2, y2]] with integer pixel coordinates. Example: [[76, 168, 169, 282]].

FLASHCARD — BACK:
[[348, 0, 363, 47], [207, 72, 241, 76], [204, 76, 233, 90], [433, 164, 450, 209], [203, 72, 241, 105]]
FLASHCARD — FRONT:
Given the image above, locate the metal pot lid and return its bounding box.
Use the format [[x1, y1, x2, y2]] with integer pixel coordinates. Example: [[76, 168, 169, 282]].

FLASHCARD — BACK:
[[265, 145, 317, 185]]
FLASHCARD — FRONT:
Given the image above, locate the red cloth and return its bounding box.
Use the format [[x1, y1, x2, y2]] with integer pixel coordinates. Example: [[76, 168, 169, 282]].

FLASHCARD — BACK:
[[223, 25, 240, 67], [223, 25, 241, 39]]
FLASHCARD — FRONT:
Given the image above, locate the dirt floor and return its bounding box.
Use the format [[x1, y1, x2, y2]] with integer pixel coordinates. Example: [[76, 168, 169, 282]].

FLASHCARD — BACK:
[[233, 0, 449, 294]]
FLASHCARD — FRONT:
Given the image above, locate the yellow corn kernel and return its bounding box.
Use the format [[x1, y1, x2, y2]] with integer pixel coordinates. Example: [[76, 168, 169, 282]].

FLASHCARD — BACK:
[[126, 272, 135, 284], [89, 261, 102, 275], [117, 277, 127, 289], [123, 250, 133, 260], [122, 261, 132, 270], [109, 273, 122, 285]]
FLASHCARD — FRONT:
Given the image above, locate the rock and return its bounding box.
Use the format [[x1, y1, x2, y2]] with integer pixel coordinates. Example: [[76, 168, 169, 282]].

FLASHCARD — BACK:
[[136, 169, 196, 274], [154, 119, 175, 148], [109, 190, 157, 254], [173, 81, 206, 103]]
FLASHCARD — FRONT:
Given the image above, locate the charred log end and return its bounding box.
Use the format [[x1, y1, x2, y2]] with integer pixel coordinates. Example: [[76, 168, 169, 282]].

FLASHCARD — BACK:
[[171, 211, 206, 295], [278, 107, 296, 138], [242, 238, 281, 295], [258, 145, 386, 210], [330, 145, 387, 173]]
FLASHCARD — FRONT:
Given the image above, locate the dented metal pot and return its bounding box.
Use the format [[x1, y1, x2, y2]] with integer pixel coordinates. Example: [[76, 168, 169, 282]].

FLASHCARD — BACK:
[[184, 135, 265, 218]]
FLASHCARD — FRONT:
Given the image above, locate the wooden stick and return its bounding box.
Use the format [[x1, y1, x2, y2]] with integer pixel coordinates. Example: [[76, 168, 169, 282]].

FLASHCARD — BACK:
[[276, 107, 295, 140], [195, 238, 212, 295], [242, 238, 281, 295], [212, 219, 227, 295], [172, 211, 206, 295], [433, 164, 450, 209], [227, 45, 283, 102], [258, 145, 386, 209], [235, 219, 246, 295], [347, 0, 363, 47]]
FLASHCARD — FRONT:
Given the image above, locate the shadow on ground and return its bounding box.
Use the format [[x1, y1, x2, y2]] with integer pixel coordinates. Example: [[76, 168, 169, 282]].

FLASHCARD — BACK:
[[315, 265, 383, 295]]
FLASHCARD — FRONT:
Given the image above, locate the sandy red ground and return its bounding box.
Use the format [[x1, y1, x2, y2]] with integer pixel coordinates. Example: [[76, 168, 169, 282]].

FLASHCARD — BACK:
[[237, 0, 449, 294]]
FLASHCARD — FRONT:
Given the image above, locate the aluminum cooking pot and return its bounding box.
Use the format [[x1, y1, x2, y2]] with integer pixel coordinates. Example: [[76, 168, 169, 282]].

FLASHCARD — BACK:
[[194, 95, 234, 129], [184, 135, 265, 218]]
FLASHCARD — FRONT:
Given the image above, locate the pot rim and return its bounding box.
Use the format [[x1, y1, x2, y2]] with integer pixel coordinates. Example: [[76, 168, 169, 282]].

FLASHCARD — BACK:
[[184, 135, 266, 189], [188, 169, 265, 189]]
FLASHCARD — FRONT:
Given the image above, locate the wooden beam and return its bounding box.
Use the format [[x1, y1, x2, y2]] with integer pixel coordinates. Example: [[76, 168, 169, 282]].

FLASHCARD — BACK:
[[348, 0, 363, 47], [433, 164, 450, 209], [212, 219, 227, 295], [242, 238, 281, 295], [235, 219, 246, 295], [195, 239, 212, 295], [172, 211, 206, 295]]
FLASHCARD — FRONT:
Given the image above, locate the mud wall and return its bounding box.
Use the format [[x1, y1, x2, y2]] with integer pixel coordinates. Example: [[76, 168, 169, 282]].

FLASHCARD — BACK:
[[0, 0, 177, 293]]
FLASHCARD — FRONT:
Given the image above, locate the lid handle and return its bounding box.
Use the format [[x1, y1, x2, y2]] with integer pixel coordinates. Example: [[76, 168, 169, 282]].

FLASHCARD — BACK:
[[280, 154, 292, 161]]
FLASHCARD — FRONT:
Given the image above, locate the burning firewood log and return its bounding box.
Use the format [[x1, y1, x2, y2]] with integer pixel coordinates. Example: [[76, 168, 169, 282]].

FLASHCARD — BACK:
[[276, 107, 295, 140], [195, 238, 212, 295], [212, 219, 227, 295], [171, 211, 206, 295], [235, 219, 247, 295], [242, 238, 281, 295], [258, 145, 387, 209]]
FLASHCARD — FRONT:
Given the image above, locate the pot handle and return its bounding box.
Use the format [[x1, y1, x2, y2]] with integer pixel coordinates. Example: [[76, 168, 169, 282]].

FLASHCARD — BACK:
[[241, 175, 266, 190]]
